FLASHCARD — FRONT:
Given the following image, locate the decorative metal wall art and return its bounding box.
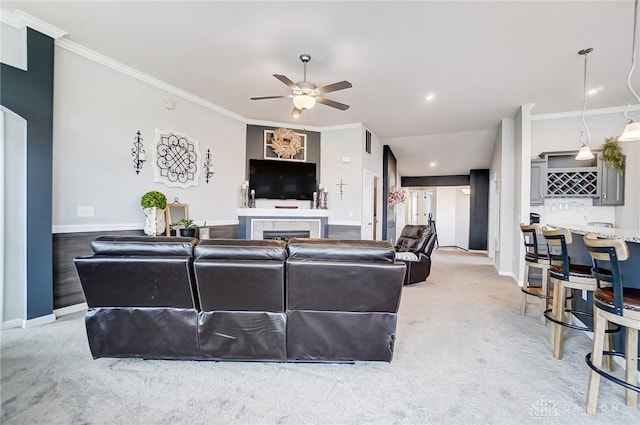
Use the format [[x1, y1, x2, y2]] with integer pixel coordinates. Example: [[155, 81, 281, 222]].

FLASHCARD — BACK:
[[264, 128, 307, 161], [152, 129, 201, 188], [131, 130, 146, 174], [204, 149, 214, 183]]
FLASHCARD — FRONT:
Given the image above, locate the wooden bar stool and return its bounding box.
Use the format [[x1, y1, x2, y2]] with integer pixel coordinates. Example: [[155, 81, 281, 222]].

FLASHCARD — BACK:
[[584, 233, 639, 415], [520, 224, 554, 322], [541, 227, 615, 361]]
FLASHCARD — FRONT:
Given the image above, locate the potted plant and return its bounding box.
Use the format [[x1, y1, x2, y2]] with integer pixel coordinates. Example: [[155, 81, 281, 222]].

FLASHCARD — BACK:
[[601, 137, 625, 176], [177, 218, 197, 237], [140, 190, 167, 236]]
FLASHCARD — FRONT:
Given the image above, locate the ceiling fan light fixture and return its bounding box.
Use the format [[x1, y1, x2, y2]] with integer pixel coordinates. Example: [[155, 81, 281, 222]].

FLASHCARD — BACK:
[[292, 94, 316, 110], [619, 119, 640, 141]]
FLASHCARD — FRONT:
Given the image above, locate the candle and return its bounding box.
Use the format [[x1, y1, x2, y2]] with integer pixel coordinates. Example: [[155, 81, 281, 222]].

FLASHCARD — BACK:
[[250, 189, 255, 195], [138, 152, 146, 161], [324, 188, 328, 193], [318, 184, 323, 190], [208, 165, 214, 173], [244, 180, 249, 186], [241, 183, 247, 189]]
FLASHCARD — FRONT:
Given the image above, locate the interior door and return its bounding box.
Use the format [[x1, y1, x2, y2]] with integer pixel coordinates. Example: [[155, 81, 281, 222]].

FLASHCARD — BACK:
[[362, 170, 374, 240]]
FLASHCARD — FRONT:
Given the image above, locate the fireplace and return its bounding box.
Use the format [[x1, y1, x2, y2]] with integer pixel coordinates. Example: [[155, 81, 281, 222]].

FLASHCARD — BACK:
[[263, 230, 310, 241]]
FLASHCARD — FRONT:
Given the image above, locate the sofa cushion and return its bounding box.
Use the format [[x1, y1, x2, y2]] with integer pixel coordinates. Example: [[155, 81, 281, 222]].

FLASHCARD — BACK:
[[287, 238, 395, 262], [91, 236, 196, 256], [395, 251, 419, 262], [194, 239, 287, 261]]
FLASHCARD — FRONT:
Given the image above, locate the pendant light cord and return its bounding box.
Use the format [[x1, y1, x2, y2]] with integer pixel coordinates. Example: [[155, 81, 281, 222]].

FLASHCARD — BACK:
[[580, 50, 591, 145], [625, 0, 640, 118]]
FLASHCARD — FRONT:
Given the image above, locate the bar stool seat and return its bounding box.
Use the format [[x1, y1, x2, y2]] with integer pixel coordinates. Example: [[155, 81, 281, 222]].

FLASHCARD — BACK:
[[583, 233, 640, 415], [541, 227, 615, 361]]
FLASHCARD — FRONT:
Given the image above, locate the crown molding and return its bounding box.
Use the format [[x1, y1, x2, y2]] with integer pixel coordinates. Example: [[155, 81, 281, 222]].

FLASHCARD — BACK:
[[245, 119, 325, 132], [246, 119, 363, 133], [0, 9, 68, 39], [55, 38, 246, 123], [531, 104, 640, 121]]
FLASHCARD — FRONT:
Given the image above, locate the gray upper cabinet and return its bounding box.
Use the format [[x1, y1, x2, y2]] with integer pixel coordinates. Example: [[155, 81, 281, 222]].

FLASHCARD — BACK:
[[530, 160, 545, 205], [544, 152, 598, 198], [594, 153, 625, 206]]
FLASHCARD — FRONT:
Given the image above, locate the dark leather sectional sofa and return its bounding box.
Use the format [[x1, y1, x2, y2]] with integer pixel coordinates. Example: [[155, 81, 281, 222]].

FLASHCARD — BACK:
[[74, 236, 406, 362]]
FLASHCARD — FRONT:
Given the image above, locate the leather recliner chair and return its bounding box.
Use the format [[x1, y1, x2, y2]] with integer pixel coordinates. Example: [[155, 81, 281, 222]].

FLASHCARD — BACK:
[[395, 224, 437, 285], [193, 239, 288, 360], [74, 236, 200, 359], [285, 238, 406, 362]]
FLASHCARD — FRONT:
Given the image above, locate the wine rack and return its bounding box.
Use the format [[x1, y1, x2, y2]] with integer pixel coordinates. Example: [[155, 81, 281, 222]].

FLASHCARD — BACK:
[[546, 171, 598, 197]]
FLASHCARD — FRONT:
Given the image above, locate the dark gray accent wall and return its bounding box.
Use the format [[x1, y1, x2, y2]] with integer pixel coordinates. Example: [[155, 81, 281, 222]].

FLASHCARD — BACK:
[[245, 125, 321, 180], [1, 29, 55, 319], [327, 225, 361, 239], [402, 175, 471, 187], [469, 169, 489, 250], [382, 146, 398, 242]]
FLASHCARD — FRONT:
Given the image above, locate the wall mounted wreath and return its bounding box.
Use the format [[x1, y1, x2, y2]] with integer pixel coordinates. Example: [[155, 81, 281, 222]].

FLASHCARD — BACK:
[[264, 128, 306, 161]]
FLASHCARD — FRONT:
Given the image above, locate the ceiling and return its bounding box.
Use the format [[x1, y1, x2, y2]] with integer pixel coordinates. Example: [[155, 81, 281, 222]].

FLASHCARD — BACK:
[[3, 1, 638, 177]]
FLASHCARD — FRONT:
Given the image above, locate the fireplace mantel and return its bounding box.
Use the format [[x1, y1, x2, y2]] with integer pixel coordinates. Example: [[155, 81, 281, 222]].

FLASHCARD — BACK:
[[237, 208, 329, 239], [237, 208, 329, 218]]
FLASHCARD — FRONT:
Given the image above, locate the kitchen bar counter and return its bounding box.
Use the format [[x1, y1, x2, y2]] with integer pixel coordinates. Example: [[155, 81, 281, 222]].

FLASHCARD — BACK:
[[549, 224, 640, 244]]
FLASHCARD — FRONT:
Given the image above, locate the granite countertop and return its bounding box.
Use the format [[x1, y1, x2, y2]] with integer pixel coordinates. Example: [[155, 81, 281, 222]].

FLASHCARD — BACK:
[[549, 224, 640, 244]]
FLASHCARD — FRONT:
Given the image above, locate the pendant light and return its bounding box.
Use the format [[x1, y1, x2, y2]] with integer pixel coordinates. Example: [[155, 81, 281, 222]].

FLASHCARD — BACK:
[[575, 48, 595, 160], [619, 0, 640, 142]]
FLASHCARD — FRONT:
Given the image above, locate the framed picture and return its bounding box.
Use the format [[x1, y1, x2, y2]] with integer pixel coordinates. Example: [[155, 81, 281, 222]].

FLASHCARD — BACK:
[[263, 128, 307, 161]]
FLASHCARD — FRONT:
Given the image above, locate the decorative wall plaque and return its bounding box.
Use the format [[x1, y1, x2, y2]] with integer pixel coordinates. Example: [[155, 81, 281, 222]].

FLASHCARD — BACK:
[[152, 129, 201, 188]]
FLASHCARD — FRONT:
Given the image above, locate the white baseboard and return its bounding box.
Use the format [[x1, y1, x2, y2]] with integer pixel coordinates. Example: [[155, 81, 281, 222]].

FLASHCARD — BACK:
[[24, 314, 56, 328], [498, 271, 519, 284], [54, 303, 87, 317], [3, 314, 57, 329], [2, 318, 23, 330]]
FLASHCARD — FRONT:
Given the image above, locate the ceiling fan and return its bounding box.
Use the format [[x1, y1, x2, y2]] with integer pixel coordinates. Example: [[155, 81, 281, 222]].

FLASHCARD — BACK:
[[250, 54, 352, 118]]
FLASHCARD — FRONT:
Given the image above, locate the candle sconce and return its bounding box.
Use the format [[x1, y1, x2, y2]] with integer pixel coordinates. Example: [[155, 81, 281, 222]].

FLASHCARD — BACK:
[[131, 130, 146, 175], [204, 149, 214, 183]]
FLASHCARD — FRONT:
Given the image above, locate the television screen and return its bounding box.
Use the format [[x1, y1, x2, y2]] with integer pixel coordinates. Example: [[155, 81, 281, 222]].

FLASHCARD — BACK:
[[249, 159, 317, 200]]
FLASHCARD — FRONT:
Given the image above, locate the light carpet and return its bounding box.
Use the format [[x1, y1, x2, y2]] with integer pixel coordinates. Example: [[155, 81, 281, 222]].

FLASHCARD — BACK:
[[1, 249, 638, 424]]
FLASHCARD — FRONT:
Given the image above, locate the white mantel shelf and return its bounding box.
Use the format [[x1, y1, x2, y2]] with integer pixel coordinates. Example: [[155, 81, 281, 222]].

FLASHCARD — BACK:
[[237, 208, 329, 217]]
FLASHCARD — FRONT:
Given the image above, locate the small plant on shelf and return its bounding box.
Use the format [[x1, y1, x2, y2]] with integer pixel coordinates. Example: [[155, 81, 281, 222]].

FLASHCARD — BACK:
[[177, 218, 196, 237], [177, 218, 195, 229], [140, 190, 167, 209], [601, 137, 625, 176]]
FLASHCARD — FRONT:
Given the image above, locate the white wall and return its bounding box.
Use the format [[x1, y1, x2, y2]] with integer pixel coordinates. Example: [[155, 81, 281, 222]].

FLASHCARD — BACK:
[[455, 189, 470, 250], [0, 22, 26, 71], [363, 127, 385, 239], [52, 46, 246, 231], [531, 111, 639, 232], [320, 125, 363, 225], [436, 187, 456, 246], [512, 105, 533, 284], [1, 107, 27, 325]]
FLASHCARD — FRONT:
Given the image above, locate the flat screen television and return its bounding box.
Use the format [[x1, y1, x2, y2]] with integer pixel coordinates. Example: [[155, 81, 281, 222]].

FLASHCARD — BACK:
[[249, 159, 316, 200]]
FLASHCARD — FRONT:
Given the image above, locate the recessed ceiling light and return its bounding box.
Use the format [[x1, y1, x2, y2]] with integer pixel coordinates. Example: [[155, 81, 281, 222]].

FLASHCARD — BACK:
[[425, 93, 436, 101], [429, 161, 439, 167], [587, 86, 604, 95]]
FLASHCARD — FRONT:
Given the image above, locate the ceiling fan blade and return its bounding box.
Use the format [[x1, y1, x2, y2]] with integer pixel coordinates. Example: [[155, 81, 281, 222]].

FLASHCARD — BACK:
[[316, 80, 352, 94], [316, 97, 350, 111], [250, 95, 292, 100], [273, 74, 299, 90], [291, 107, 303, 118]]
